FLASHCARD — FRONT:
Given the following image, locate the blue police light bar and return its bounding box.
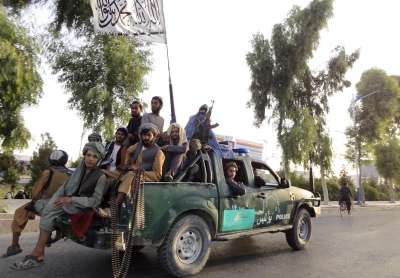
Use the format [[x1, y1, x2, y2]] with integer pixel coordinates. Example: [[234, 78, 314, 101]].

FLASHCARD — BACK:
[[232, 148, 250, 154]]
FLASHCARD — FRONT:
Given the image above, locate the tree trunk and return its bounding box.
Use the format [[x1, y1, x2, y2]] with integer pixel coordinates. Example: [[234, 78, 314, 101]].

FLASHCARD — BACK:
[[389, 179, 396, 203], [283, 157, 290, 179], [320, 165, 329, 205], [103, 90, 115, 141]]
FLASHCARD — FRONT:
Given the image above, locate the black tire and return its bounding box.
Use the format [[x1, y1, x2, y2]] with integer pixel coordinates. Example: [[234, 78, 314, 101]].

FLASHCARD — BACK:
[[158, 215, 211, 277], [285, 208, 312, 250]]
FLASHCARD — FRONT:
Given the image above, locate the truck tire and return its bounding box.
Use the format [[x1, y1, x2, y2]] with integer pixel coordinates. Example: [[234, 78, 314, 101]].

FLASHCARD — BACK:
[[285, 208, 312, 250], [158, 215, 211, 277]]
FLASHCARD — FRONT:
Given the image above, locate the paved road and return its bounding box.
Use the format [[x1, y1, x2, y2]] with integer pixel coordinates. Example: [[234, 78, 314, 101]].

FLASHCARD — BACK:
[[1, 207, 399, 278]]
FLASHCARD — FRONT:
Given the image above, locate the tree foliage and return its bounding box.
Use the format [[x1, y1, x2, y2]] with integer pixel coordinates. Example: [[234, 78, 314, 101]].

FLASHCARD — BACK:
[[0, 4, 42, 151], [374, 139, 400, 182], [5, 0, 152, 141], [344, 126, 370, 166], [49, 35, 151, 140], [355, 69, 400, 142], [316, 132, 333, 172], [29, 132, 57, 186], [0, 152, 22, 184], [246, 0, 359, 172]]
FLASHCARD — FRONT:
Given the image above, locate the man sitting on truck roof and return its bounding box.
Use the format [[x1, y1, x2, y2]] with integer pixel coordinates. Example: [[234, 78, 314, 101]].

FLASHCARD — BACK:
[[224, 162, 246, 196], [116, 123, 165, 204], [162, 123, 188, 182]]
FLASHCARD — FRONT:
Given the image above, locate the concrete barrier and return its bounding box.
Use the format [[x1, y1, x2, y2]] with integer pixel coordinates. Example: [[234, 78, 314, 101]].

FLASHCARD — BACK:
[[0, 199, 31, 214], [0, 213, 39, 234], [0, 200, 39, 234]]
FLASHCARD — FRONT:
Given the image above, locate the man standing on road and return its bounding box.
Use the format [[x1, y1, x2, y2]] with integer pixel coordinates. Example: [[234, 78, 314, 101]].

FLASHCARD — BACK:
[[3, 150, 70, 258]]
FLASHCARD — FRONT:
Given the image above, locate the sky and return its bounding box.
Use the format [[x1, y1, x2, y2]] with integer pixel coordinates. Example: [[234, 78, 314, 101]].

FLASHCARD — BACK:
[[17, 0, 400, 174]]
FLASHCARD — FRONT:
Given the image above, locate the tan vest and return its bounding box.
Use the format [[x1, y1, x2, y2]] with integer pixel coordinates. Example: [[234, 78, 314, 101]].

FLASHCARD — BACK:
[[41, 168, 69, 199]]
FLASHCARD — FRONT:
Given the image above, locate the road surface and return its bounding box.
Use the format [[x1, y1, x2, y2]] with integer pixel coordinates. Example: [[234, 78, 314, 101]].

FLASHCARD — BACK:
[[0, 207, 399, 278]]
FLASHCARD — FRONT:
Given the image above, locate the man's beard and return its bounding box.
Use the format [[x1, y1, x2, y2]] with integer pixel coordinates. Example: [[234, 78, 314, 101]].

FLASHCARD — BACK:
[[142, 139, 154, 147], [152, 107, 161, 115], [171, 136, 179, 144]]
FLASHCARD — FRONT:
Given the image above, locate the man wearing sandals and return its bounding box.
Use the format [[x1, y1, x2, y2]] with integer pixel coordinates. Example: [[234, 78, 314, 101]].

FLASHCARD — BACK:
[[12, 142, 107, 270], [3, 150, 70, 258]]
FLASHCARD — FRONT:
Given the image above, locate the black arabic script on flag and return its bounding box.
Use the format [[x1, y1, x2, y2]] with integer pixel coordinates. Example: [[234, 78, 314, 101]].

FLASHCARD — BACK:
[[97, 0, 129, 28], [134, 0, 162, 28], [94, 0, 164, 31]]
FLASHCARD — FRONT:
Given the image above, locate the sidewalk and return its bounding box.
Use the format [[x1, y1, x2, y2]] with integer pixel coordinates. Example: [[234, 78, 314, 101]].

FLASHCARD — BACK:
[[321, 201, 400, 208]]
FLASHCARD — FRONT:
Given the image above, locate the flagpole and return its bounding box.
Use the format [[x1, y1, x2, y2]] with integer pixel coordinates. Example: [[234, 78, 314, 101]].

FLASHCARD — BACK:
[[161, 0, 176, 124]]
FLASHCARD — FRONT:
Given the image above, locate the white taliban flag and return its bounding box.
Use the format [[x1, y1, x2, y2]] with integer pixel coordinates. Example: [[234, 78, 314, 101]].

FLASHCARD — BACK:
[[90, 0, 166, 43]]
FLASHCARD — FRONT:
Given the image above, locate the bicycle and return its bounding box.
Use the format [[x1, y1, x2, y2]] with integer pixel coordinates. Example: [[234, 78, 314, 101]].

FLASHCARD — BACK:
[[339, 200, 349, 217]]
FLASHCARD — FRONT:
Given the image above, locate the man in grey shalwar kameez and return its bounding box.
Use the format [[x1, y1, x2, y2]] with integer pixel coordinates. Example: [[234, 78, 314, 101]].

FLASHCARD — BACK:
[[12, 142, 107, 270]]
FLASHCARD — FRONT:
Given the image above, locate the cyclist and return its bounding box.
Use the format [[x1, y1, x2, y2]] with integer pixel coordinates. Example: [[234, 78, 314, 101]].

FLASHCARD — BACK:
[[339, 182, 352, 215]]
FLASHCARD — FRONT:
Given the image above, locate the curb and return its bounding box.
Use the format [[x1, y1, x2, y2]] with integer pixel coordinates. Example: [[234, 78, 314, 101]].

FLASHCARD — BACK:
[[321, 203, 400, 209]]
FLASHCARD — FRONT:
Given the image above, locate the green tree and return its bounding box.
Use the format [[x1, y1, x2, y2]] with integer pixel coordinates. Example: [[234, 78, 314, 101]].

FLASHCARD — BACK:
[[29, 133, 57, 186], [49, 35, 151, 140], [5, 0, 92, 35], [374, 139, 400, 202], [5, 0, 152, 141], [0, 152, 21, 184], [345, 69, 400, 203], [315, 133, 332, 204], [356, 69, 400, 142], [246, 0, 359, 176], [0, 4, 42, 151]]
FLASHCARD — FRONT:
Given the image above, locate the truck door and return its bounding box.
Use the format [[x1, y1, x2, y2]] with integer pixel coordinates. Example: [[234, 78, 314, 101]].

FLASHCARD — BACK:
[[251, 162, 293, 228], [219, 159, 256, 233]]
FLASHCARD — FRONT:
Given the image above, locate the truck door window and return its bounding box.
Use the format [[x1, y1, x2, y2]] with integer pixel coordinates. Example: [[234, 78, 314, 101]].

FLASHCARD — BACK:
[[251, 162, 279, 188], [222, 159, 248, 185]]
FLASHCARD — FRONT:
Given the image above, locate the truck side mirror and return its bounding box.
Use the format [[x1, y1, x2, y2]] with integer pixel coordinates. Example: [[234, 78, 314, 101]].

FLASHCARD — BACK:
[[280, 177, 290, 188]]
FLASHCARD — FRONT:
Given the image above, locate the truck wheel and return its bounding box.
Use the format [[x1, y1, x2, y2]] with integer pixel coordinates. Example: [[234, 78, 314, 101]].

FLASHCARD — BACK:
[[158, 215, 211, 277], [285, 208, 312, 250]]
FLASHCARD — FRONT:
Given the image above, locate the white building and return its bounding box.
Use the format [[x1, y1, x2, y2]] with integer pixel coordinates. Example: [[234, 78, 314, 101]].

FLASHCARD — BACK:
[[216, 134, 263, 160]]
